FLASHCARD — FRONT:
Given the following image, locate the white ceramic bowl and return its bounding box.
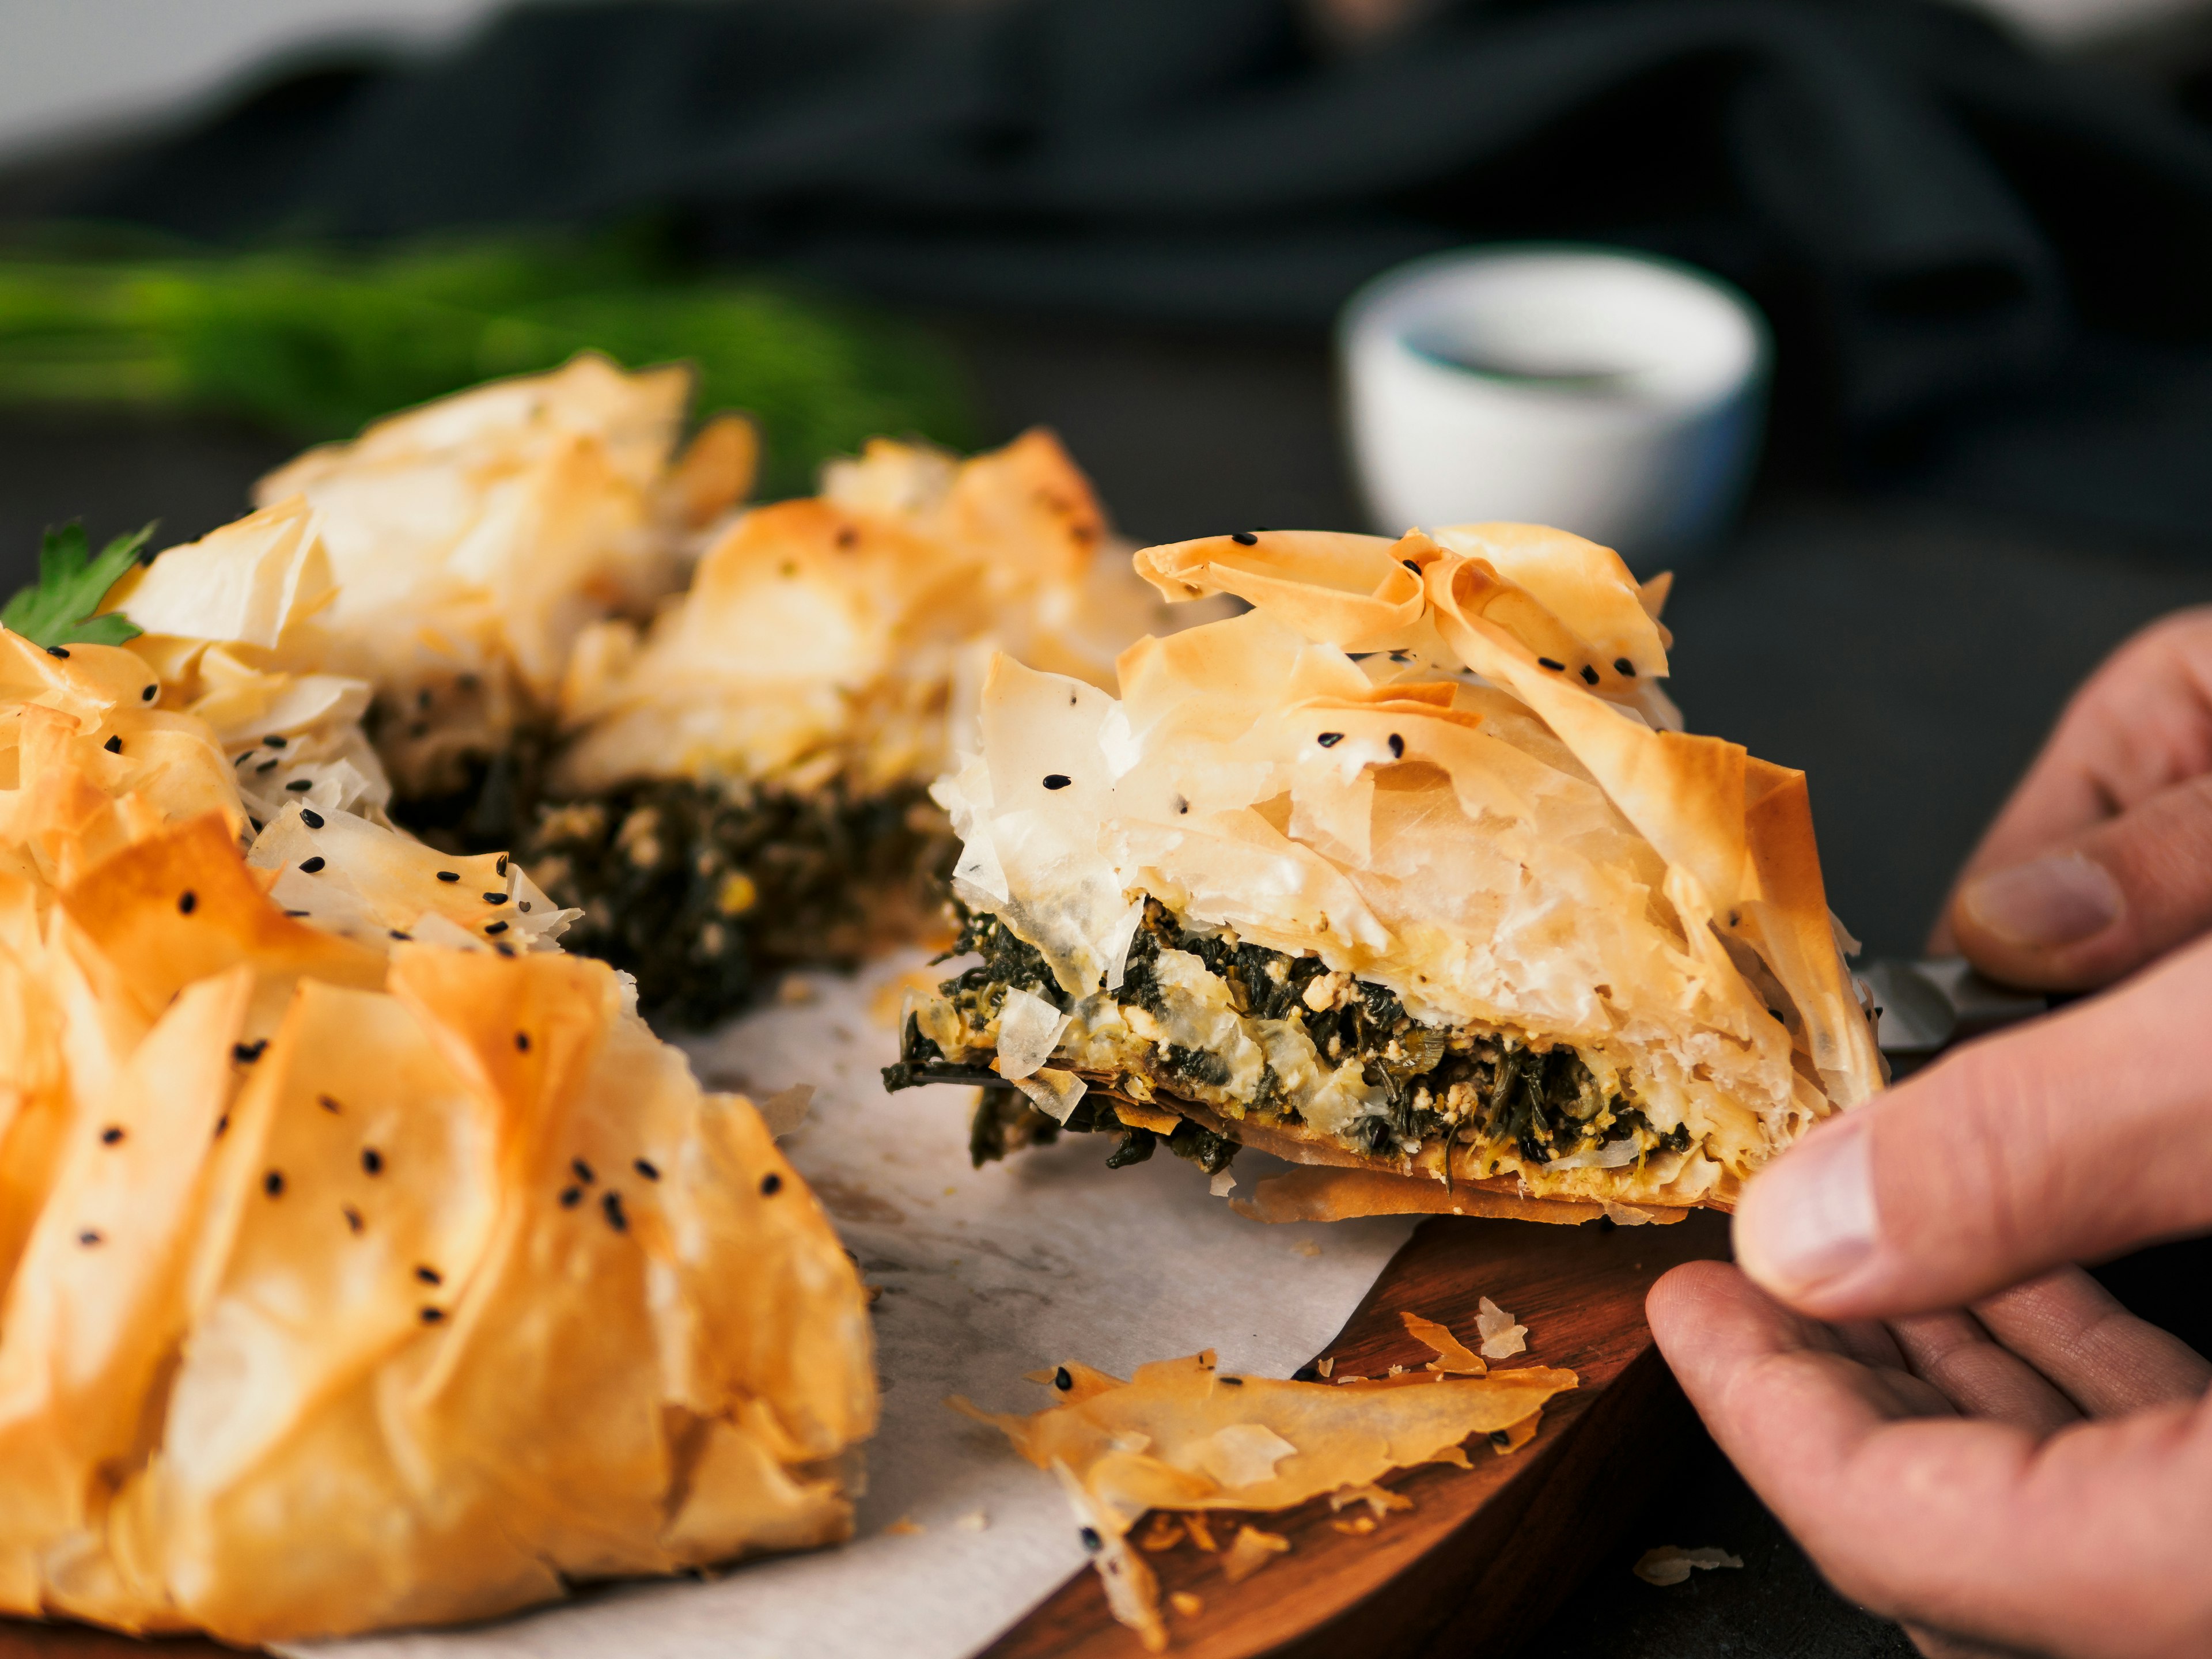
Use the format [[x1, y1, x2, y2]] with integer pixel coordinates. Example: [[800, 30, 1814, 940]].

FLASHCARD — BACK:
[[1339, 245, 1770, 570]]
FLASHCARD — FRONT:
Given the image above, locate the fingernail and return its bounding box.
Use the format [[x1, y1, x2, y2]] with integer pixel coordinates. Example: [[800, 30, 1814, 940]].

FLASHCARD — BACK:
[[1960, 853, 2121, 949], [1735, 1115, 1877, 1299]]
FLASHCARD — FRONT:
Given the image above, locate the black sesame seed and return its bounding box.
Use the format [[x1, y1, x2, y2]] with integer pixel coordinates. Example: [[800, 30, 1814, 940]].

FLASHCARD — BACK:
[[1580, 664, 1600, 685], [602, 1191, 628, 1233], [319, 1094, 342, 1113], [482, 892, 507, 905], [1041, 774, 1071, 791], [1488, 1429, 1512, 1448], [1080, 1527, 1103, 1552], [78, 1229, 101, 1247], [263, 1170, 285, 1198], [559, 1186, 583, 1208], [1291, 1362, 1321, 1382], [1174, 794, 1189, 815], [420, 1306, 444, 1324], [1229, 531, 1258, 546], [1316, 732, 1344, 748], [415, 1265, 442, 1286], [343, 1205, 364, 1233], [494, 942, 516, 958], [484, 920, 509, 935], [572, 1158, 594, 1184], [233, 1040, 267, 1063], [1054, 1366, 1073, 1391], [283, 908, 309, 918], [100, 1125, 123, 1145], [515, 1032, 531, 1052], [103, 734, 121, 754], [1614, 657, 1637, 676], [300, 808, 324, 829], [1402, 559, 1420, 574], [435, 870, 460, 882], [1387, 733, 1404, 759], [141, 684, 157, 702], [285, 779, 312, 791], [263, 734, 286, 749], [298, 857, 325, 874], [256, 759, 278, 774], [634, 1158, 660, 1181], [760, 1172, 783, 1196], [1220, 1376, 1244, 1386], [517, 900, 531, 912], [1537, 657, 1566, 672], [46, 645, 69, 659], [389, 930, 411, 941], [214, 1113, 229, 1138], [362, 1147, 384, 1176], [178, 891, 197, 915], [496, 855, 509, 876]]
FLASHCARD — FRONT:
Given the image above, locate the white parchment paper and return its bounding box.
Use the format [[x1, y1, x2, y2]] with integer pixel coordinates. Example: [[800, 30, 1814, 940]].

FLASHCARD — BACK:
[[301, 953, 1415, 1659]]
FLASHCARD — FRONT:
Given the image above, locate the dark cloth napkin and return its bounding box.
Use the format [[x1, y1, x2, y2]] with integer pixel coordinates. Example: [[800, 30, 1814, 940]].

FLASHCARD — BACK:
[[47, 0, 2212, 544]]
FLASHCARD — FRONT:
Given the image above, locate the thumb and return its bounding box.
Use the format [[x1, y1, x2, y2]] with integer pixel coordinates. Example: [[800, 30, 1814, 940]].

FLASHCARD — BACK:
[[1946, 771, 2212, 990], [1734, 931, 2212, 1321]]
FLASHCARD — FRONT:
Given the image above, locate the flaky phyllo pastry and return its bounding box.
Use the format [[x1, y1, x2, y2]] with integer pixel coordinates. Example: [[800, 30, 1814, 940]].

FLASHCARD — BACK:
[[888, 524, 1884, 1218], [209, 351, 752, 806], [0, 545, 873, 1639], [527, 427, 1192, 1022]]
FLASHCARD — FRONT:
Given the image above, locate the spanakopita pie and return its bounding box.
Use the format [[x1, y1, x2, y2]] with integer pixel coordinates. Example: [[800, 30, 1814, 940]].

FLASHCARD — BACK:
[[527, 428, 1194, 1023], [885, 524, 1884, 1221], [150, 354, 1192, 1025], [232, 350, 754, 833], [0, 528, 874, 1643]]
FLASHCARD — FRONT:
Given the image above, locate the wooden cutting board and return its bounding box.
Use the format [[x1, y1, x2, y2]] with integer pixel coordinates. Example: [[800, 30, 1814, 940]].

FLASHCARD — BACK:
[[983, 1208, 1734, 1659], [0, 1210, 1730, 1659]]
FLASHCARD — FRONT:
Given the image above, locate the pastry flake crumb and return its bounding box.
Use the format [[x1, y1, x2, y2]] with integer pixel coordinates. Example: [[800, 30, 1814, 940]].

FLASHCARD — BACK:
[[1634, 1545, 1744, 1585], [1221, 1526, 1291, 1585], [1400, 1311, 1486, 1375], [756, 1084, 814, 1138], [1475, 1296, 1528, 1359]]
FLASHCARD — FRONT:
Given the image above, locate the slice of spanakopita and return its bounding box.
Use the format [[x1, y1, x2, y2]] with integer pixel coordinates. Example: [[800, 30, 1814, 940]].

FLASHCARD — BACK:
[[885, 523, 1884, 1220]]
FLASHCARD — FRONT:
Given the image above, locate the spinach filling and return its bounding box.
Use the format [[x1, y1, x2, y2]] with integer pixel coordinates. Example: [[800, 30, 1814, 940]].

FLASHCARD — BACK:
[[886, 897, 1690, 1175], [386, 711, 960, 1027], [523, 775, 955, 1027]]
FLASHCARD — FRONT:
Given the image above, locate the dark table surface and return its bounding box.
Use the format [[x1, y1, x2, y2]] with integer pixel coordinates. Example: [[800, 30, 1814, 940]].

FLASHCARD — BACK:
[[4, 310, 2210, 1659]]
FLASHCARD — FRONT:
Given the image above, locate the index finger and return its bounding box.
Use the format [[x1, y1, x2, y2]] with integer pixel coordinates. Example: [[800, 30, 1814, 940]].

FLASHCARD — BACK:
[[1932, 609, 2212, 949], [1733, 934, 2212, 1322]]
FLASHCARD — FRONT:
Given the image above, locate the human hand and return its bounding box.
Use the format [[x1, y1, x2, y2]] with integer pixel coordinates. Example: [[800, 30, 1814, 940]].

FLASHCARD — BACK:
[[1935, 609, 2212, 990], [1649, 934, 2212, 1657]]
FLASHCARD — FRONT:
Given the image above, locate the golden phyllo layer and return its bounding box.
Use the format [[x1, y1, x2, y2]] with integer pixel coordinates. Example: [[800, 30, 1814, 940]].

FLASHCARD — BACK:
[[0, 596, 873, 1641]]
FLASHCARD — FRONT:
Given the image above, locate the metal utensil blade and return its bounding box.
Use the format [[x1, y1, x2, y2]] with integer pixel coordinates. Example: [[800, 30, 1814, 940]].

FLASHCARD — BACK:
[[1861, 957, 2048, 1058]]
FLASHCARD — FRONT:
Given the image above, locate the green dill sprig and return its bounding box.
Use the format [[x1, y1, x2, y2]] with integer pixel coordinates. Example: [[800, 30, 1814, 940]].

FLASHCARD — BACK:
[[0, 234, 975, 498], [2, 522, 154, 648]]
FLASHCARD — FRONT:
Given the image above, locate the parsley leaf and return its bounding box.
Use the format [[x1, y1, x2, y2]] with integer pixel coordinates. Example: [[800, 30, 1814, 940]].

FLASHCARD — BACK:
[[2, 522, 155, 649]]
